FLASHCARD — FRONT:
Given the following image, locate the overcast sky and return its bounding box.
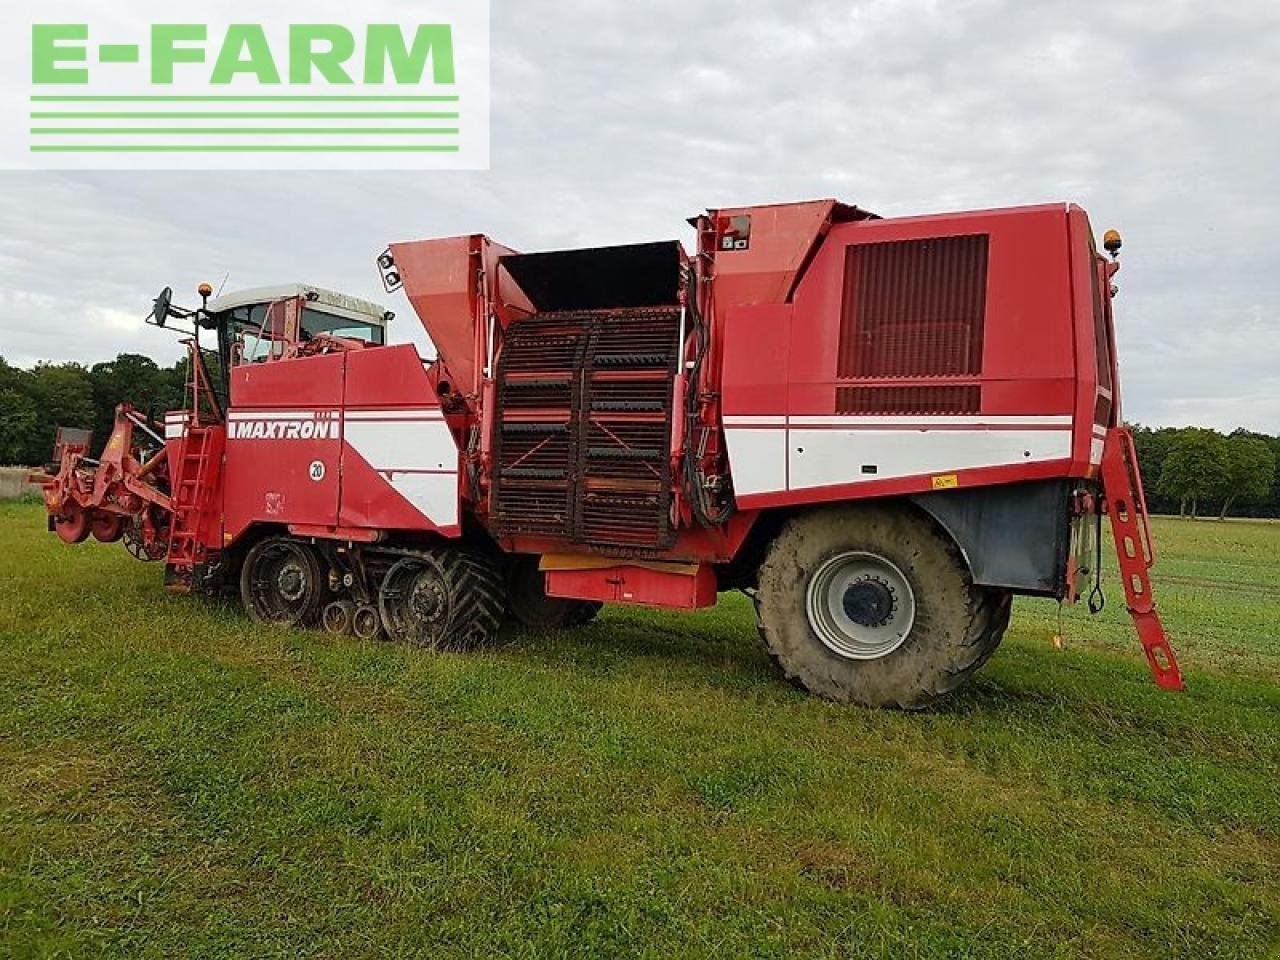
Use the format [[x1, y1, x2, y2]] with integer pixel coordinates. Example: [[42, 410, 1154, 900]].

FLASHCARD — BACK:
[[1, 0, 1276, 431]]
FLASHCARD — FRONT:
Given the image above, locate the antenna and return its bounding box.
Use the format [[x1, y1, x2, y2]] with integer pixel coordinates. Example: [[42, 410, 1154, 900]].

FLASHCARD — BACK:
[[216, 272, 230, 296]]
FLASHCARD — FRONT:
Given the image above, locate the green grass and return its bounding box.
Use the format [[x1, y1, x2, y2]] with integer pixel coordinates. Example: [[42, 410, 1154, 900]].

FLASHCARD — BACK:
[[0, 501, 1276, 959]]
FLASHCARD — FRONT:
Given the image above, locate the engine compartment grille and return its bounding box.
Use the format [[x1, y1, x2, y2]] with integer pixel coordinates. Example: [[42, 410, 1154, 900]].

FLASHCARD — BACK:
[[836, 233, 988, 414]]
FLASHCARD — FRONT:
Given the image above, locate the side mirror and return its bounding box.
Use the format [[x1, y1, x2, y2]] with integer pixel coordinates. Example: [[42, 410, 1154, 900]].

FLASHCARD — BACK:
[[149, 286, 174, 327]]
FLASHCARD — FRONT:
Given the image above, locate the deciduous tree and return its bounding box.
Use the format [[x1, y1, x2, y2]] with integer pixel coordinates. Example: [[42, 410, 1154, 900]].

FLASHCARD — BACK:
[[1156, 428, 1230, 519], [1220, 432, 1276, 519]]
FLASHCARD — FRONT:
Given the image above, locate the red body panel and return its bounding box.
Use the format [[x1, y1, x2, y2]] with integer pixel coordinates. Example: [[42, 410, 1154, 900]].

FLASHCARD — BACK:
[[221, 347, 459, 544], [787, 205, 1075, 417], [388, 235, 524, 402], [702, 199, 855, 306], [224, 354, 345, 541], [545, 564, 718, 609], [339, 345, 460, 537], [719, 203, 1111, 510]]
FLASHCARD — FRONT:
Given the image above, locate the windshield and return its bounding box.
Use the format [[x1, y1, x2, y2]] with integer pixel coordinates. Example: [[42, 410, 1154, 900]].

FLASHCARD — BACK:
[[218, 302, 386, 367], [301, 307, 385, 345]]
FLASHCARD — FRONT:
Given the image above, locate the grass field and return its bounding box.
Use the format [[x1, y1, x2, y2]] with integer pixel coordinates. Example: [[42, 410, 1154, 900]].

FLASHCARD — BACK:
[[1, 500, 1276, 959]]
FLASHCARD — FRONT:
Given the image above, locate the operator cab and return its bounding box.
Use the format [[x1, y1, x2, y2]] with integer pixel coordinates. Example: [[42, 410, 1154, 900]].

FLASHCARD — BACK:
[[206, 284, 392, 366], [145, 282, 393, 419], [204, 284, 392, 410]]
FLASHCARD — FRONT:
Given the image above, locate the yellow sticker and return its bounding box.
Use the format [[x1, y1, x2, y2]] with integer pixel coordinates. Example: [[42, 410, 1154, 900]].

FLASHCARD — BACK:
[[931, 473, 959, 490]]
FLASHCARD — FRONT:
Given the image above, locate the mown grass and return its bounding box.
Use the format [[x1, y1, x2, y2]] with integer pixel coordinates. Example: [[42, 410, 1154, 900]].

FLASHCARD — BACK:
[[0, 501, 1276, 959]]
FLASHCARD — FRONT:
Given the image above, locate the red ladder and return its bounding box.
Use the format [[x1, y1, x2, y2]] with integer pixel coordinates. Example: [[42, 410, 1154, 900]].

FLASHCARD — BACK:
[[166, 420, 217, 572], [1100, 427, 1185, 691]]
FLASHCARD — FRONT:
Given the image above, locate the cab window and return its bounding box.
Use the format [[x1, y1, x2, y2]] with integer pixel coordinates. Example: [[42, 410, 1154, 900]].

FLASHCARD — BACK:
[[227, 303, 285, 365], [301, 307, 384, 345]]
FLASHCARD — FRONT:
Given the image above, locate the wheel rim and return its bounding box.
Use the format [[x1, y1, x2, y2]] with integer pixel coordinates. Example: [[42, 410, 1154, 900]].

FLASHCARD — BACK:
[[352, 605, 382, 641], [276, 561, 307, 602], [805, 551, 916, 660], [322, 600, 353, 635], [245, 540, 320, 625], [379, 558, 451, 647]]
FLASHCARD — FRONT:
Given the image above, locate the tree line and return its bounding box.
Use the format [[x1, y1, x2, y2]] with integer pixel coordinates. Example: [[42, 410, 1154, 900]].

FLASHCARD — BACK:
[[1, 352, 1276, 519], [0, 354, 190, 469], [1131, 425, 1279, 519]]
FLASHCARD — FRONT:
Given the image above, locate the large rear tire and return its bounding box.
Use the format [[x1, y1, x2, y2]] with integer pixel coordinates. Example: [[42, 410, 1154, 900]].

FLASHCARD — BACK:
[[505, 556, 602, 629], [755, 504, 1010, 709], [378, 548, 505, 651]]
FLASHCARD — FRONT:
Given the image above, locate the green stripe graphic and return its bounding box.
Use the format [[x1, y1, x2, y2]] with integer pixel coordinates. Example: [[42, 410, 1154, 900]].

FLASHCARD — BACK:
[[32, 111, 459, 119], [27, 93, 470, 158], [30, 144, 462, 153], [31, 95, 460, 102], [32, 128, 460, 136]]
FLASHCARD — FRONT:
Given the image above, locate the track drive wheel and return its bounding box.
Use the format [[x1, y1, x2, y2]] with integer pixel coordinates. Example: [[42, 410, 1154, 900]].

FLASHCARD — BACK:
[[755, 504, 1011, 709], [505, 556, 602, 629], [378, 548, 505, 651], [240, 536, 327, 627]]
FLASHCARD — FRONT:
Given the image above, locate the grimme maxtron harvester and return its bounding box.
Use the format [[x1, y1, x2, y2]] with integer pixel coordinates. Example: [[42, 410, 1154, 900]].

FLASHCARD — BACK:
[[33, 199, 1183, 707]]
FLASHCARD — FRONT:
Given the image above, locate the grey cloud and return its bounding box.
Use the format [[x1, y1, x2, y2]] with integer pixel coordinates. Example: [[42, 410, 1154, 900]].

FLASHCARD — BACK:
[[0, 0, 1276, 431]]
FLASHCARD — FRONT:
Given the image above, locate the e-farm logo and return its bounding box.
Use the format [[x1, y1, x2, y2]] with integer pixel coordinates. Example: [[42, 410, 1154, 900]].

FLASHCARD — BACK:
[[3, 1, 489, 170]]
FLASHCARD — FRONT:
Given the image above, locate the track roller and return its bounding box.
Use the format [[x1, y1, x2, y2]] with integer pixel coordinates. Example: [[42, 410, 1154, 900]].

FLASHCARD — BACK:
[[321, 599, 355, 636], [352, 604, 383, 642]]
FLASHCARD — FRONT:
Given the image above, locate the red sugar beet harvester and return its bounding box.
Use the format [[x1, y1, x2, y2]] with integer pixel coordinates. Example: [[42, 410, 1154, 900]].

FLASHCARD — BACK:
[[32, 200, 1183, 707]]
